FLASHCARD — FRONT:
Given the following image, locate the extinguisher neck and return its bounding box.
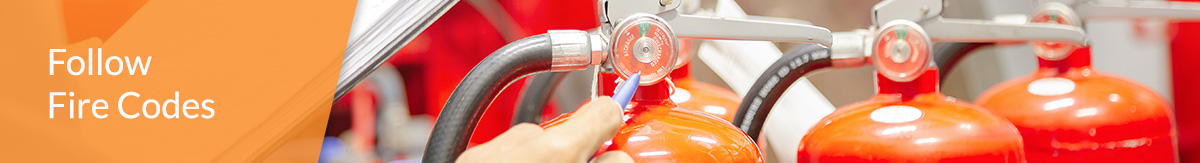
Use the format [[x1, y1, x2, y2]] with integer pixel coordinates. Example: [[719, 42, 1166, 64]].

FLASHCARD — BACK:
[[669, 63, 692, 80], [624, 79, 679, 123], [1036, 47, 1093, 75], [875, 68, 941, 101], [631, 78, 676, 102]]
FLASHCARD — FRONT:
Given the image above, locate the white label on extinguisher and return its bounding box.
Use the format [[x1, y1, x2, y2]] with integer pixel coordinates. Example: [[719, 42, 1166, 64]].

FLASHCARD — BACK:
[[870, 105, 923, 123], [1027, 77, 1075, 96]]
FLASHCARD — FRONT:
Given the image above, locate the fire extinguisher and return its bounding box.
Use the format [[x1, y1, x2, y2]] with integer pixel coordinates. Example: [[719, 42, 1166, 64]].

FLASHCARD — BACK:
[[605, 0, 743, 122], [972, 2, 1189, 162], [511, 0, 740, 124], [1171, 0, 1200, 161], [513, 41, 741, 125], [421, 0, 837, 161], [731, 0, 1090, 161], [538, 12, 797, 161], [806, 20, 1026, 162]]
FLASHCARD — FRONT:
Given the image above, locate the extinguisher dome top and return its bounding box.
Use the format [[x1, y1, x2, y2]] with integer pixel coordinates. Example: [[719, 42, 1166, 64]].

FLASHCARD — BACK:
[[978, 51, 1174, 131], [873, 20, 932, 82], [973, 56, 1176, 161], [800, 92, 1026, 161], [539, 92, 763, 162]]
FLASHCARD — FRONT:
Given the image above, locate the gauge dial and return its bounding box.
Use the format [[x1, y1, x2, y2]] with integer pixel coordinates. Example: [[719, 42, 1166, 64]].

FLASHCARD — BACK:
[[873, 20, 931, 82], [610, 13, 678, 85]]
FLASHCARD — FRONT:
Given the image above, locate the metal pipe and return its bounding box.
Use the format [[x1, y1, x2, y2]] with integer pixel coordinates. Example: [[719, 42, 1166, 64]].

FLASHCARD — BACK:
[[335, 0, 458, 101]]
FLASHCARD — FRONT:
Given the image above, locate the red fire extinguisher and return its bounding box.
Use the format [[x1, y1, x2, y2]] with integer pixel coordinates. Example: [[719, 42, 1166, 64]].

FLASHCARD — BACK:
[[728, 2, 1091, 161], [544, 75, 762, 162], [974, 3, 1178, 162], [732, 18, 1044, 162], [598, 45, 743, 121], [510, 0, 741, 125], [797, 20, 1026, 162], [538, 14, 763, 162], [1171, 0, 1200, 161], [513, 41, 741, 125], [422, 8, 832, 160], [608, 63, 743, 122], [422, 0, 839, 161]]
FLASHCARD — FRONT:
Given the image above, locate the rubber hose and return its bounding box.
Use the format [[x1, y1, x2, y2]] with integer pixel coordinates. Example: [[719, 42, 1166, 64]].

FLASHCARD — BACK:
[[423, 34, 553, 163], [732, 44, 834, 141], [512, 72, 568, 126], [933, 43, 990, 82]]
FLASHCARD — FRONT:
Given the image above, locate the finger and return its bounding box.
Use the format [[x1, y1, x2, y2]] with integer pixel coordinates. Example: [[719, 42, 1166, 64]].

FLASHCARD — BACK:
[[458, 123, 545, 163], [482, 123, 545, 151], [457, 143, 495, 163], [544, 96, 623, 145], [591, 151, 635, 163], [527, 97, 625, 161]]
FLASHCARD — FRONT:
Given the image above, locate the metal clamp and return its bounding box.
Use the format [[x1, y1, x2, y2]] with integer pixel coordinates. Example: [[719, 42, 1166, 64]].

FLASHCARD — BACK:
[[830, 29, 874, 68], [548, 30, 597, 71]]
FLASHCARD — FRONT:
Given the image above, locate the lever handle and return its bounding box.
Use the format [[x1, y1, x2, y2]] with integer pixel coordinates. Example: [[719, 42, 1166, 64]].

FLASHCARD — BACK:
[[663, 11, 833, 47], [922, 18, 1088, 45]]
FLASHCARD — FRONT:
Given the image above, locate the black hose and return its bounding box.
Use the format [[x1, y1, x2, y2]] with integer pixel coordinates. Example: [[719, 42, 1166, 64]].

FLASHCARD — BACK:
[[512, 72, 568, 126], [933, 43, 990, 82], [732, 44, 834, 141], [423, 34, 553, 163]]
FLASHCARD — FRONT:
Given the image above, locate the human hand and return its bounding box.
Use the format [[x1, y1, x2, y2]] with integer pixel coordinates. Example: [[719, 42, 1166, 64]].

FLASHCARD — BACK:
[[456, 97, 632, 163]]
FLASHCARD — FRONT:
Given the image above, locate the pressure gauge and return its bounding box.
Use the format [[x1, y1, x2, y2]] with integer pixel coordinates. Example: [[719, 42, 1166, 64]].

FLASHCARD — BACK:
[[609, 13, 678, 85], [873, 20, 931, 82], [1031, 3, 1083, 61]]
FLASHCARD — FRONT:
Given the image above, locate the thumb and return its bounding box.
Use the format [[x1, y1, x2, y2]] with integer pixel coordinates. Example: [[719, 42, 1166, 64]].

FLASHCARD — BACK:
[[541, 96, 623, 143], [591, 151, 634, 163], [526, 96, 625, 162]]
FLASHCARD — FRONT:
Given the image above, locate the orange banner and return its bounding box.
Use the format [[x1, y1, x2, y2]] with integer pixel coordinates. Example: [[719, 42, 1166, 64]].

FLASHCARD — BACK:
[[0, 0, 355, 162]]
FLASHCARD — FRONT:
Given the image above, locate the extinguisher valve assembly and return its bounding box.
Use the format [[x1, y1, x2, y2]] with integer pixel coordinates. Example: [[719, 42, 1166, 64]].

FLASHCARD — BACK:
[[733, 0, 1095, 140]]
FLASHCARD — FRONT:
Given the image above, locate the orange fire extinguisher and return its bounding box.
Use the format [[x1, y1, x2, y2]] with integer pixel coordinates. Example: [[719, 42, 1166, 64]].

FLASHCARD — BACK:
[[811, 21, 1026, 162], [974, 3, 1179, 162], [1171, 0, 1200, 162], [511, 0, 742, 124], [421, 0, 838, 158], [731, 0, 1091, 161], [513, 40, 741, 125], [535, 14, 764, 162], [733, 20, 1036, 162]]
